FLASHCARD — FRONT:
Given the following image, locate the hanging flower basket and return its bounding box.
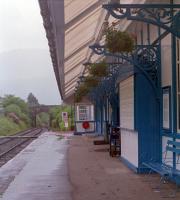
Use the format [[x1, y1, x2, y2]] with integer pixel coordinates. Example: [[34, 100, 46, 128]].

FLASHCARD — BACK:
[[74, 84, 90, 102], [74, 94, 82, 103], [88, 61, 108, 77], [105, 26, 135, 53], [84, 76, 99, 88]]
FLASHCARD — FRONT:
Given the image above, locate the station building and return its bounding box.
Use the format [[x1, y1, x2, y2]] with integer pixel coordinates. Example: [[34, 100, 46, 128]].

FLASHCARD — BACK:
[[39, 0, 180, 173]]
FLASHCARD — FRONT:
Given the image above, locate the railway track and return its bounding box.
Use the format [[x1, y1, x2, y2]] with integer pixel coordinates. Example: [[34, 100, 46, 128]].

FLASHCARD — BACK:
[[0, 128, 38, 145], [0, 128, 46, 167]]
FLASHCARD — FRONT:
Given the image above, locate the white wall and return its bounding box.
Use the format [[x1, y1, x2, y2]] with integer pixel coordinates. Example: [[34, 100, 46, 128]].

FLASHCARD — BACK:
[[120, 76, 134, 129], [75, 121, 95, 133], [121, 130, 139, 167], [119, 76, 138, 167]]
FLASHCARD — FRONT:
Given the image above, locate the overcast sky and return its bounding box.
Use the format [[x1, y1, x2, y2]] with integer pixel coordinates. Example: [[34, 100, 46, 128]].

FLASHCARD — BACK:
[[0, 0, 61, 105]]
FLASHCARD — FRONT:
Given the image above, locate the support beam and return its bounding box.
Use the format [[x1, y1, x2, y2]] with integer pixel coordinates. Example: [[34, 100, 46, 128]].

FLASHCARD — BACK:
[[152, 30, 169, 45], [89, 43, 160, 98], [103, 3, 180, 38]]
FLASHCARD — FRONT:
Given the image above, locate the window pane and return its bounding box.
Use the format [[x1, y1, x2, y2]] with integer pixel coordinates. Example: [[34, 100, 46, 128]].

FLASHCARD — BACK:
[[79, 106, 88, 121]]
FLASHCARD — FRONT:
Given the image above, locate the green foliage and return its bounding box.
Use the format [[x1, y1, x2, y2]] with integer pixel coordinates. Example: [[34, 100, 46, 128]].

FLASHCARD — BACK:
[[105, 27, 135, 53], [49, 106, 60, 119], [4, 104, 30, 126], [3, 95, 29, 114], [49, 105, 74, 131], [84, 76, 99, 88], [5, 104, 22, 117], [75, 84, 90, 102], [59, 121, 66, 131], [36, 112, 49, 127], [0, 117, 21, 136], [27, 93, 39, 107], [74, 63, 107, 103], [18, 121, 28, 130], [20, 113, 31, 125], [88, 61, 108, 77]]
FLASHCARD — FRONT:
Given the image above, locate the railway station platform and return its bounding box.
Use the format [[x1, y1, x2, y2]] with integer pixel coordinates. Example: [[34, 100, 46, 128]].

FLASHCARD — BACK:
[[0, 132, 72, 200], [68, 135, 180, 200]]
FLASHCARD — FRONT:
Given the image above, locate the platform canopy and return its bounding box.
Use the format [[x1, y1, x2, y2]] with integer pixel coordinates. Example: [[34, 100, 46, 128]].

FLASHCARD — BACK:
[[39, 0, 120, 103]]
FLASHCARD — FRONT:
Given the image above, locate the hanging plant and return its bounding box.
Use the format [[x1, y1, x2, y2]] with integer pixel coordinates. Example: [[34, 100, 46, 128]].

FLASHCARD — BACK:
[[88, 61, 108, 77], [74, 93, 82, 103], [105, 26, 135, 53], [84, 76, 99, 88], [74, 83, 90, 102], [74, 94, 82, 103]]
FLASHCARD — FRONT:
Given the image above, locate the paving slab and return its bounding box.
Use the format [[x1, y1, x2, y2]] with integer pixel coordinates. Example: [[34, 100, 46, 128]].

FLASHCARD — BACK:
[[0, 132, 72, 200], [68, 135, 180, 200]]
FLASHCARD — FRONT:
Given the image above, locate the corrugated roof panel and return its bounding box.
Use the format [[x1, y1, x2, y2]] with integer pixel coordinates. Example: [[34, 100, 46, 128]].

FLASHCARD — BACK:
[[63, 0, 108, 99], [65, 0, 98, 23], [65, 64, 83, 83], [65, 9, 100, 57], [39, 0, 110, 101]]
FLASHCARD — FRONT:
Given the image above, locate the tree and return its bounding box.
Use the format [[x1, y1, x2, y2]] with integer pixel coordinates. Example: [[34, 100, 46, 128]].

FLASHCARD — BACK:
[[4, 104, 22, 117], [27, 93, 39, 107], [4, 104, 30, 125], [0, 95, 32, 135], [49, 106, 60, 129], [3, 95, 31, 126], [49, 105, 74, 131], [3, 95, 29, 114], [36, 112, 49, 127], [0, 117, 21, 135]]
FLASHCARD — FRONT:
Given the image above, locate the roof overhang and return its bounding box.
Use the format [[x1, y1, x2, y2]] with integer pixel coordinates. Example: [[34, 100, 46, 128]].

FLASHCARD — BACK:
[[39, 0, 116, 103], [39, 0, 65, 98]]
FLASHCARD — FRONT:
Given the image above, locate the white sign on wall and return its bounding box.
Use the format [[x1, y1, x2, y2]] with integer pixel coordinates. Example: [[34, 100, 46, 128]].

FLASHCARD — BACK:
[[163, 87, 170, 129]]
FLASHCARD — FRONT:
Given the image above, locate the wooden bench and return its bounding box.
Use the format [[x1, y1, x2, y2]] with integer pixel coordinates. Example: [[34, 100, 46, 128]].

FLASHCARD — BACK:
[[143, 140, 180, 196]]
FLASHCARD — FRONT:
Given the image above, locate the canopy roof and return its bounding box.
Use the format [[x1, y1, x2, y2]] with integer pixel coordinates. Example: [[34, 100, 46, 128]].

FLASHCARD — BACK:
[[39, 0, 166, 103], [39, 0, 116, 102]]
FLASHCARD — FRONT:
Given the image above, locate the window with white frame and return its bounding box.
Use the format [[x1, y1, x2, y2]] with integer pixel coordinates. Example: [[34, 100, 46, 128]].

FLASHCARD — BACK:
[[79, 105, 89, 121], [176, 38, 180, 131]]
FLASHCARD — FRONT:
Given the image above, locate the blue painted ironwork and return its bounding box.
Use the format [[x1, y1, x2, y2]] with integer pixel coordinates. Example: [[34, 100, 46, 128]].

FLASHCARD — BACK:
[[89, 43, 160, 99], [102, 3, 180, 38]]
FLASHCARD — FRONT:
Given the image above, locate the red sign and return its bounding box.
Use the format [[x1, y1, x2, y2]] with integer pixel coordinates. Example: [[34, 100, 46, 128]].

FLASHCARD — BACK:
[[82, 121, 90, 129]]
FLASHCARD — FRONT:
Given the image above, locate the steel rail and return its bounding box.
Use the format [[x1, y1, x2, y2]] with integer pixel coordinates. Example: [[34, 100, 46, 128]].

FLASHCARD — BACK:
[[0, 128, 44, 159], [0, 128, 39, 145]]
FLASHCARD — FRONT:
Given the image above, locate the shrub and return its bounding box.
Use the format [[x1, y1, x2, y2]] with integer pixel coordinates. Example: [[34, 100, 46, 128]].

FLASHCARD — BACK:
[[75, 84, 90, 102], [105, 26, 135, 53], [88, 61, 108, 77], [84, 76, 99, 88], [0, 117, 21, 136]]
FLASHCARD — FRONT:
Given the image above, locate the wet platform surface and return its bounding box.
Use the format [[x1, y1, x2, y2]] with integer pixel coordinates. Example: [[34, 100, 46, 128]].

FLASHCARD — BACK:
[[0, 132, 72, 200]]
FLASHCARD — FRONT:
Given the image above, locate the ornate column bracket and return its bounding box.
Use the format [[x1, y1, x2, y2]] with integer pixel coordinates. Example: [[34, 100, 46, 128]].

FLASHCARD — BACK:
[[89, 44, 161, 99], [103, 3, 180, 38], [89, 44, 106, 55]]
